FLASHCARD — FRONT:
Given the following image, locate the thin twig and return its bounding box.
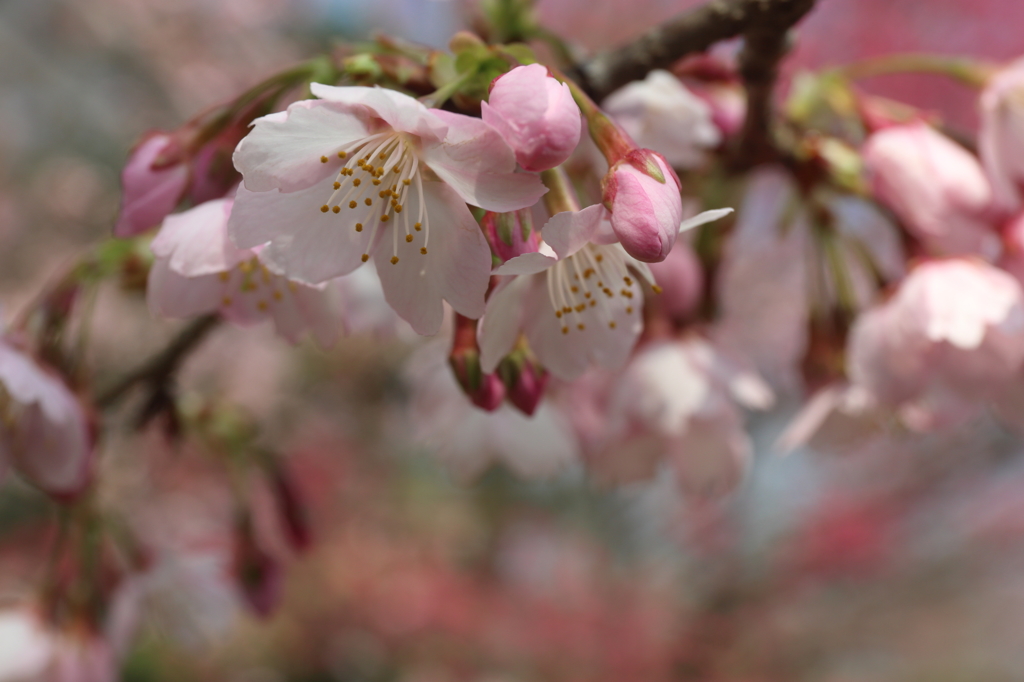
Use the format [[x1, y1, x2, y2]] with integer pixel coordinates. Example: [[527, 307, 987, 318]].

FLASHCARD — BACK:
[[95, 314, 220, 409], [580, 0, 817, 101]]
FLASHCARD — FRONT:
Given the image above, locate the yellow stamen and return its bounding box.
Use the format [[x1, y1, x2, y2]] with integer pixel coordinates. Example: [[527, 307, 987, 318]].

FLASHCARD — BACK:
[[320, 205, 329, 213], [405, 234, 413, 243], [361, 254, 369, 262], [390, 256, 399, 265]]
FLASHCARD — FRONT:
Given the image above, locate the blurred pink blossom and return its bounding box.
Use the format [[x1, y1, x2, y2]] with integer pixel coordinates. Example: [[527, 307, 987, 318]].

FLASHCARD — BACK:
[[980, 57, 1024, 213], [646, 236, 703, 322], [602, 70, 721, 169], [847, 258, 1024, 428], [114, 133, 190, 238], [0, 609, 117, 682], [863, 122, 998, 257], [482, 64, 582, 172], [0, 341, 92, 498]]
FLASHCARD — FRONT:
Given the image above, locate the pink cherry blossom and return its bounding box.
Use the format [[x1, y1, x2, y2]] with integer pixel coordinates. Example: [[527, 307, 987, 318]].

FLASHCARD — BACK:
[[481, 63, 582, 172], [602, 70, 721, 169], [229, 85, 547, 336], [863, 122, 998, 257], [405, 342, 579, 481], [0, 341, 92, 498], [979, 57, 1024, 213], [114, 133, 190, 238], [147, 197, 345, 347], [602, 149, 683, 262], [480, 209, 542, 263], [594, 337, 773, 496], [847, 258, 1024, 426], [646, 236, 703, 321]]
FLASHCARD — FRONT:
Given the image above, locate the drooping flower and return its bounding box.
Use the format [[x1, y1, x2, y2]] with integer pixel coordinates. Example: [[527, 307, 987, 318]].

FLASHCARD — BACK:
[[863, 122, 998, 257], [480, 204, 731, 380], [847, 258, 1024, 429], [0, 341, 92, 498], [229, 85, 547, 335], [148, 197, 345, 347], [481, 63, 582, 172], [589, 337, 773, 496], [979, 57, 1024, 213], [602, 70, 721, 169]]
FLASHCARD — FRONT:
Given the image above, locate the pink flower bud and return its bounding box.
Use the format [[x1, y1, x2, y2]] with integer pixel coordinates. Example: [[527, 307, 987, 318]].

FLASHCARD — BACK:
[[450, 314, 505, 412], [481, 64, 582, 172], [646, 239, 704, 320], [601, 149, 683, 262], [0, 341, 93, 499], [498, 354, 549, 417], [980, 57, 1024, 213], [114, 133, 189, 238], [480, 208, 542, 263], [863, 122, 997, 257]]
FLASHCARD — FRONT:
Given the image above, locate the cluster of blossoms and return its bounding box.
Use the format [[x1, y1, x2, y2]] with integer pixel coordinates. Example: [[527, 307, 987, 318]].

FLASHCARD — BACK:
[[13, 9, 1024, 677]]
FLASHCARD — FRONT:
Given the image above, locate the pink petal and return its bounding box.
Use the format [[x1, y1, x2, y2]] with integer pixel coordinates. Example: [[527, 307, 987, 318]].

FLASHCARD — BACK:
[[373, 182, 491, 335], [115, 133, 189, 238], [310, 84, 448, 142], [479, 275, 531, 373], [233, 100, 373, 193], [152, 198, 249, 277], [539, 204, 605, 259]]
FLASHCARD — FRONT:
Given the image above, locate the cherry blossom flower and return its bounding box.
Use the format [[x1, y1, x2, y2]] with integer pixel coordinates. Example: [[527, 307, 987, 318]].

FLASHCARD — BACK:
[[847, 258, 1024, 429], [979, 56, 1024, 212], [405, 342, 579, 480], [115, 133, 191, 238], [863, 122, 998, 257], [602, 149, 684, 262], [481, 64, 582, 172], [148, 197, 345, 347], [591, 337, 773, 496], [229, 85, 547, 335], [480, 205, 731, 380], [602, 70, 721, 169], [0, 341, 92, 498]]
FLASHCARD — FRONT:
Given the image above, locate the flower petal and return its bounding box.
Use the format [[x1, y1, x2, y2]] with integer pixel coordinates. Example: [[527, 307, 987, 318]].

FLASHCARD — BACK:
[[422, 110, 547, 212], [310, 84, 448, 142], [152, 199, 249, 277], [678, 207, 733, 234], [479, 275, 532, 373], [373, 182, 491, 335], [234, 100, 373, 193], [147, 258, 224, 319], [540, 204, 605, 259], [229, 178, 375, 284], [492, 247, 558, 276]]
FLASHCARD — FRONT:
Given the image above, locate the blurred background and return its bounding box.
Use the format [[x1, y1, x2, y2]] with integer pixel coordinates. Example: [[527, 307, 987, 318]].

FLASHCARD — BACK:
[[4, 0, 1024, 680]]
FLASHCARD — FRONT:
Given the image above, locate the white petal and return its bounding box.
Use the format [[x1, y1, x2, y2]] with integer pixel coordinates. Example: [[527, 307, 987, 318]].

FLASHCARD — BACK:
[[234, 100, 373, 193], [479, 275, 532, 373], [147, 258, 223, 319], [373, 182, 491, 335], [152, 199, 249, 277], [540, 204, 605, 259], [678, 207, 733, 234], [229, 178, 375, 284], [310, 84, 448, 141], [492, 248, 557, 276]]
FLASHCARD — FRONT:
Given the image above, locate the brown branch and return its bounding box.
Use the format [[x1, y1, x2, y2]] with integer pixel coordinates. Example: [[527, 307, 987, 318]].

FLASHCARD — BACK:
[[580, 0, 817, 101], [95, 314, 220, 409]]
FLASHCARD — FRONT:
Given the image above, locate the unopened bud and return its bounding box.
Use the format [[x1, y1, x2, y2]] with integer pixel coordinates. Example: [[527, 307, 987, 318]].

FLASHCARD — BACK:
[[450, 314, 505, 411], [497, 352, 549, 417], [481, 209, 541, 263], [601, 149, 683, 262]]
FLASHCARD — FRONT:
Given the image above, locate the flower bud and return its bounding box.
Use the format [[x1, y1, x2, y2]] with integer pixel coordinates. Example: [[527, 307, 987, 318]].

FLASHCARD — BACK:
[[481, 208, 542, 263], [114, 133, 190, 238], [601, 149, 683, 262], [497, 352, 549, 417], [482, 64, 582, 172], [450, 314, 505, 411], [863, 122, 997, 257]]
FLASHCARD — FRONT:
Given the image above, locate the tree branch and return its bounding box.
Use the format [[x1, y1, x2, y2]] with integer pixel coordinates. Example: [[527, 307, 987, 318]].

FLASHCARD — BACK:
[[95, 314, 220, 409], [580, 0, 817, 101]]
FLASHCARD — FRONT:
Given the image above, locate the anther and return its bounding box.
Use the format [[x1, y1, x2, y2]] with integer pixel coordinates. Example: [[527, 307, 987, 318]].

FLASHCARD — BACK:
[[577, 324, 585, 331], [320, 205, 329, 213], [355, 223, 363, 232], [390, 256, 399, 265], [379, 190, 388, 198], [365, 198, 373, 206], [405, 234, 413, 243], [361, 254, 370, 262], [338, 151, 347, 158], [332, 206, 340, 213], [273, 291, 283, 301], [555, 311, 563, 318], [403, 179, 411, 185], [333, 182, 341, 190], [626, 306, 633, 314], [380, 215, 390, 222], [414, 223, 422, 231], [222, 296, 232, 306], [257, 301, 268, 311], [420, 247, 428, 255], [349, 200, 358, 209], [623, 276, 633, 285], [373, 179, 382, 186], [218, 272, 230, 282], [394, 205, 403, 213], [570, 286, 579, 293], [320, 156, 328, 163], [379, 152, 387, 159], [562, 327, 569, 335], [609, 321, 617, 329], [651, 285, 663, 294], [595, 254, 604, 262], [353, 178, 361, 187]]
